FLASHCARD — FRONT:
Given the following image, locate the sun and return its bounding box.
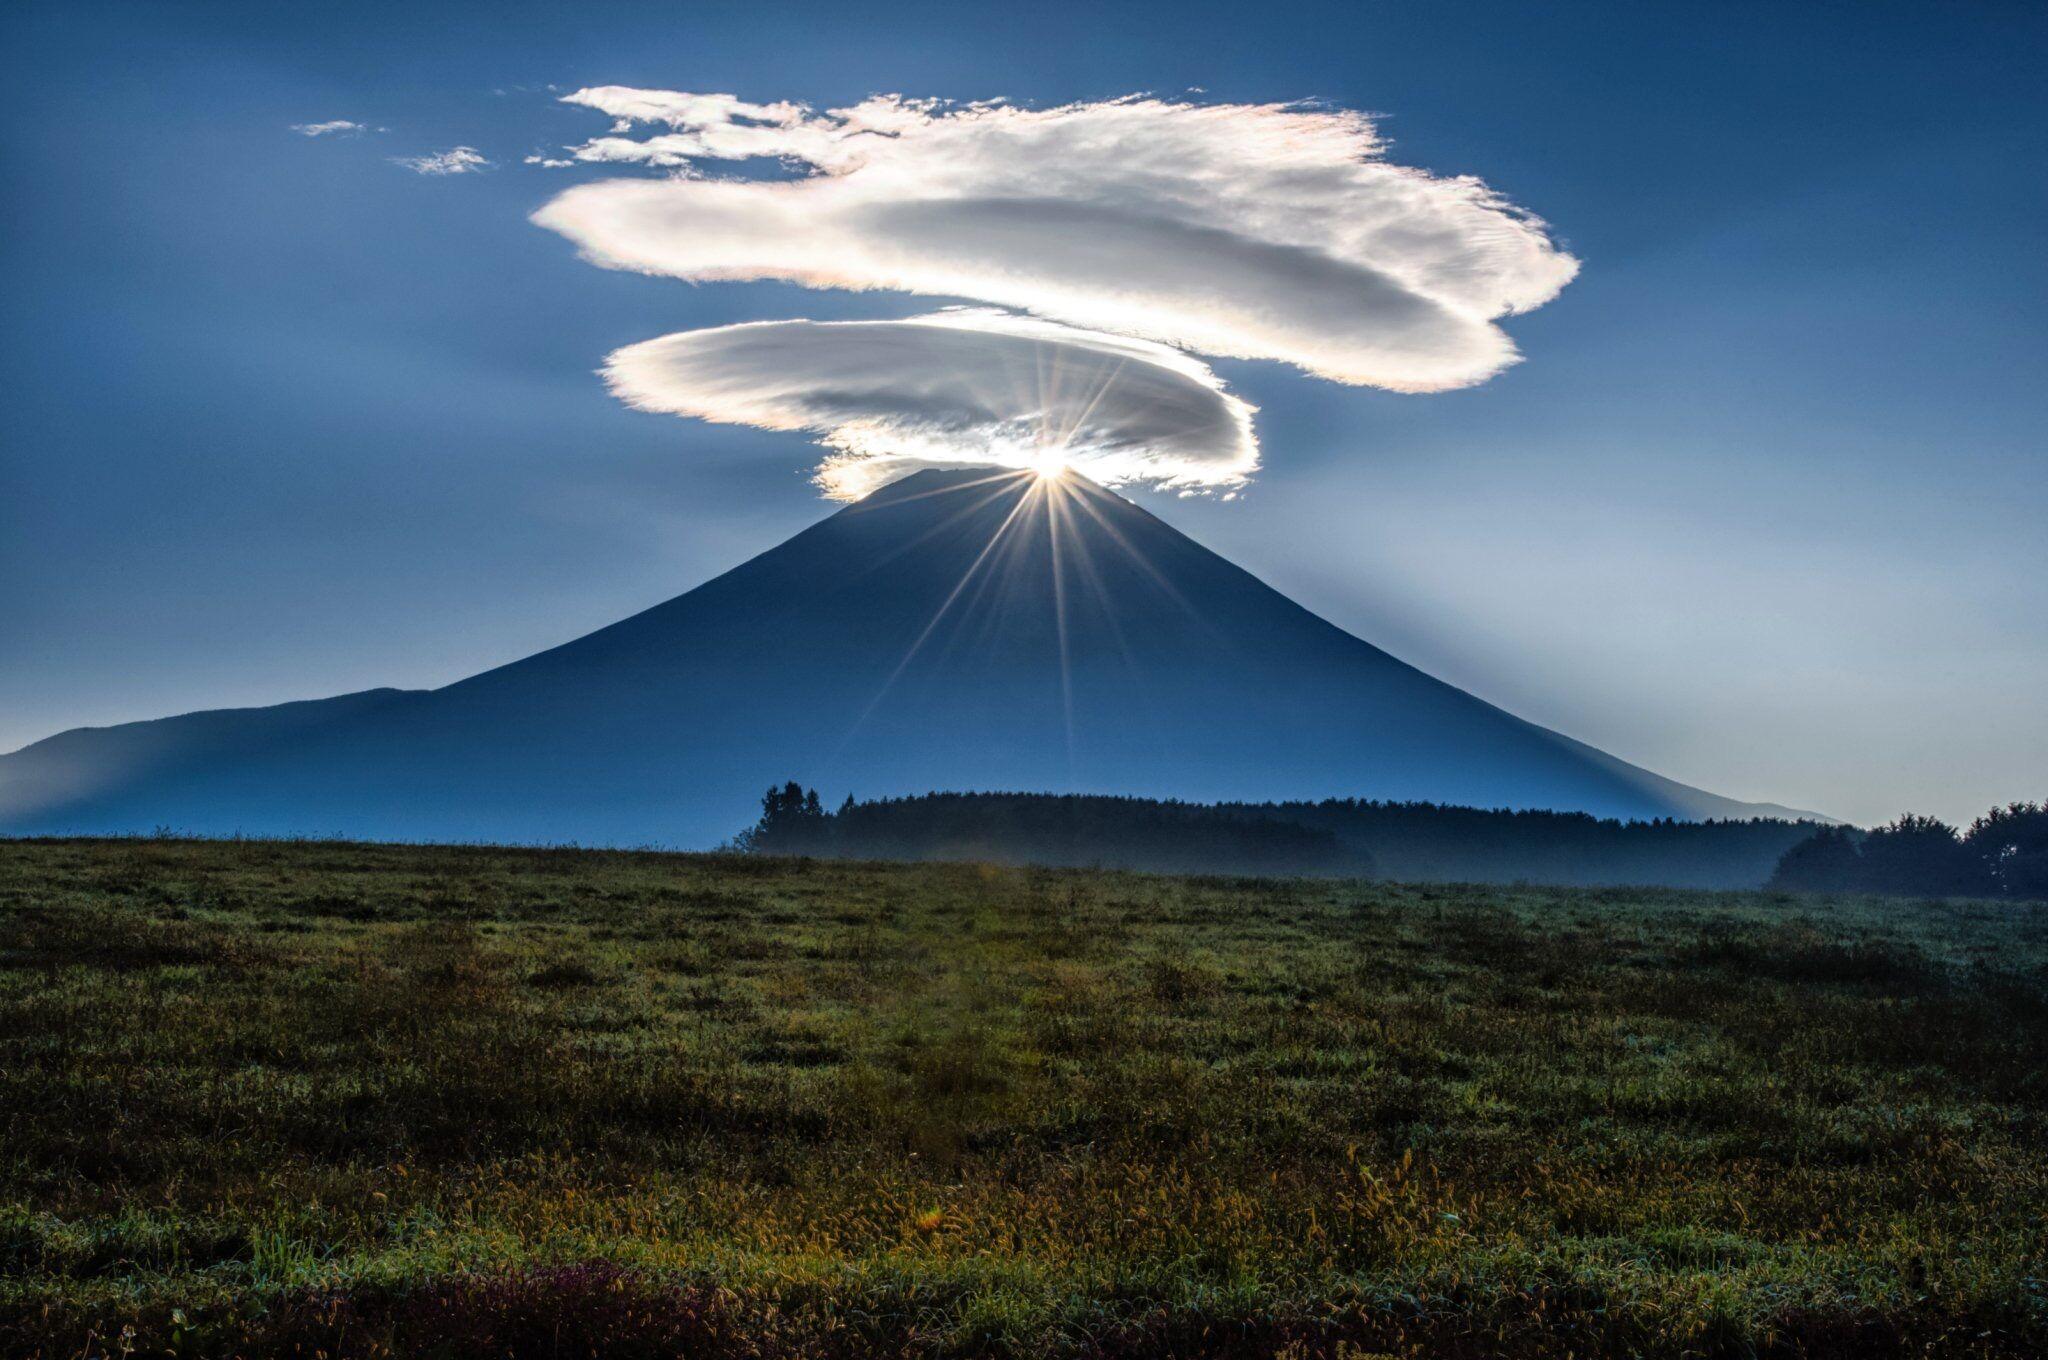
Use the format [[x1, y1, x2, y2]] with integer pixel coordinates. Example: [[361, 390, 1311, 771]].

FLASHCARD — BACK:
[[1029, 448, 1071, 481]]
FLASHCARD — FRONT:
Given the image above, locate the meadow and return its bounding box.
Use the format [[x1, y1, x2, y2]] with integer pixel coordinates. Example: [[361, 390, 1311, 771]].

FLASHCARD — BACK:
[[2, 837, 2043, 1358]]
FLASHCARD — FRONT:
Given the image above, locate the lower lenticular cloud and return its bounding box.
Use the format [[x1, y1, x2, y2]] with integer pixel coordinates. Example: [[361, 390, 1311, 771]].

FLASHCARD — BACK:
[[535, 90, 1578, 393], [604, 311, 1258, 501]]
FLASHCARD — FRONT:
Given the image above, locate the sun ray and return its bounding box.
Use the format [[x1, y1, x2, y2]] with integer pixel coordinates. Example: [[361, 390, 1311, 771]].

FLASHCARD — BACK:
[[1046, 477, 1149, 702], [833, 473, 1042, 751], [1043, 477, 1078, 776], [829, 337, 1236, 770], [850, 468, 1030, 513], [830, 472, 1034, 585], [1063, 477, 1224, 642]]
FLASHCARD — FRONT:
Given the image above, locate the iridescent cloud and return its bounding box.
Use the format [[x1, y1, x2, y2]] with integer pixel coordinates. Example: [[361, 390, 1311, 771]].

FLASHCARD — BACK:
[[535, 90, 1576, 494], [535, 90, 1577, 392]]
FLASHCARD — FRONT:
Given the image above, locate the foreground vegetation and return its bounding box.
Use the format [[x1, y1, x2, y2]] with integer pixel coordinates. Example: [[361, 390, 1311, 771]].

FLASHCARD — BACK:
[[3, 838, 2044, 1358]]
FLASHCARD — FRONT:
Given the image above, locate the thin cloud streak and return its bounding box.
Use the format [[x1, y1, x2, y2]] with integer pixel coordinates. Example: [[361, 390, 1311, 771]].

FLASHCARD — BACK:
[[392, 146, 491, 175], [291, 119, 373, 137]]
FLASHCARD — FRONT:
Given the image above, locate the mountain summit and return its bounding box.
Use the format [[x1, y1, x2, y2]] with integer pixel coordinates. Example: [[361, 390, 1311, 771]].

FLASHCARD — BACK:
[[0, 468, 1811, 843]]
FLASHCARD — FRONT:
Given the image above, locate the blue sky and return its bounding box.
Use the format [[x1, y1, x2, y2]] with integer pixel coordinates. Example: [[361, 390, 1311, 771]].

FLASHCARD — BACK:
[[2, 0, 2043, 827]]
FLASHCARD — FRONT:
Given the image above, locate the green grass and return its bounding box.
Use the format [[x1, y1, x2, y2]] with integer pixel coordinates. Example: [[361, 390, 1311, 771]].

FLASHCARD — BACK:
[[1, 837, 2043, 1357]]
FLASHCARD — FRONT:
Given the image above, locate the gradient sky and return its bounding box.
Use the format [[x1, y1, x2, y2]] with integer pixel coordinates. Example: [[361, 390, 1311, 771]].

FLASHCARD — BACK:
[[3, 0, 2043, 828]]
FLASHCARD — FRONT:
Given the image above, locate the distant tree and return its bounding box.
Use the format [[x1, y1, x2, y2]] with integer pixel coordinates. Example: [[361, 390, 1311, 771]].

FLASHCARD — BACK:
[[1858, 814, 1995, 898], [1768, 827, 1863, 893], [736, 781, 829, 855], [1964, 801, 2048, 900]]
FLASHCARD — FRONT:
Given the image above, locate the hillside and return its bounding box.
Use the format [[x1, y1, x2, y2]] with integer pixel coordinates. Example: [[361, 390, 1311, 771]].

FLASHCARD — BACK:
[[3, 837, 2043, 1358]]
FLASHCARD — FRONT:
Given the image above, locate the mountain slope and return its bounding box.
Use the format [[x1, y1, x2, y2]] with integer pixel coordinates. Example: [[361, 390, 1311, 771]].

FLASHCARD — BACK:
[[0, 468, 1816, 843]]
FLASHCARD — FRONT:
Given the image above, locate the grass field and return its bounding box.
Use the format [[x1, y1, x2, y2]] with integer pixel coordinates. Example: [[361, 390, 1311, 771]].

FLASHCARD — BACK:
[[2, 837, 2044, 1358]]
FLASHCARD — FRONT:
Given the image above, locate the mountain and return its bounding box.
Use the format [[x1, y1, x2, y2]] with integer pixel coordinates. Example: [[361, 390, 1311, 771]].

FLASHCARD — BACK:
[[0, 467, 1817, 844]]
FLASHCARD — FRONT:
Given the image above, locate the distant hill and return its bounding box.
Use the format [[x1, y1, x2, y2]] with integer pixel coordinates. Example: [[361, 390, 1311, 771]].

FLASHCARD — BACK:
[[756, 789, 1824, 888], [0, 468, 1822, 844]]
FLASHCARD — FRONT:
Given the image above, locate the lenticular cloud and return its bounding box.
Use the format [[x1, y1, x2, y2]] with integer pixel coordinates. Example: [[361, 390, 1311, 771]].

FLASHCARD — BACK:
[[605, 311, 1258, 501], [535, 89, 1578, 494]]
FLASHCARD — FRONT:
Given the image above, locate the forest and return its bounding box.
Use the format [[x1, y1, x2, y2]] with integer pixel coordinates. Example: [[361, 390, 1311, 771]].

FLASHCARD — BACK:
[[740, 788, 1814, 887], [742, 789, 2047, 897]]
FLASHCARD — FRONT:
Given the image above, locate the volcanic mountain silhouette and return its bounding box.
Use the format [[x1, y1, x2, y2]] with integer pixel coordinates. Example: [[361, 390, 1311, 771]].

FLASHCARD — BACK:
[[0, 468, 1814, 843]]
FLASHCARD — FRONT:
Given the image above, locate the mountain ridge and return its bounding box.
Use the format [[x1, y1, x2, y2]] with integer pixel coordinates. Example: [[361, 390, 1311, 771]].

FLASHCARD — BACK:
[[1, 467, 1824, 842]]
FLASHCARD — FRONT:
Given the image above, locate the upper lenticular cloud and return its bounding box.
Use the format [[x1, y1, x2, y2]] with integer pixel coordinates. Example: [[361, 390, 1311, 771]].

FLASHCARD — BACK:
[[534, 90, 1578, 392], [604, 311, 1258, 501]]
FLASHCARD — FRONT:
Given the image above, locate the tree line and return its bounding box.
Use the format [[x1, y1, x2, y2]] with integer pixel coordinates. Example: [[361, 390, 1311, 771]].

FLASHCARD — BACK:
[[740, 786, 1825, 887], [739, 786, 2046, 896], [1216, 797, 1816, 889], [736, 784, 1353, 877], [1768, 803, 2048, 899]]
